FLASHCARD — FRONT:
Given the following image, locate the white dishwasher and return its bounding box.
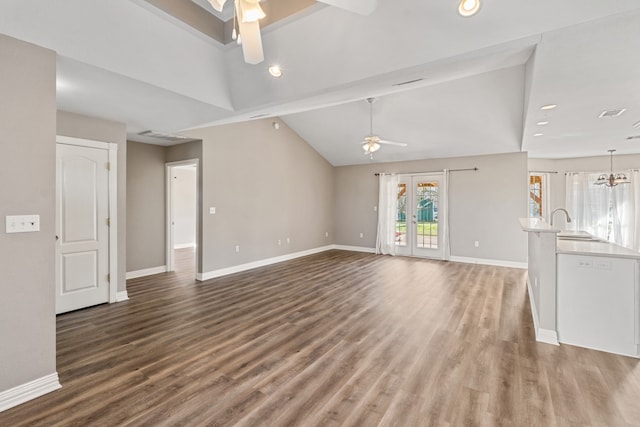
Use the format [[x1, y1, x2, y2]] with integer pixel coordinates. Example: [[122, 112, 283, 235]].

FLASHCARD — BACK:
[[557, 254, 640, 358]]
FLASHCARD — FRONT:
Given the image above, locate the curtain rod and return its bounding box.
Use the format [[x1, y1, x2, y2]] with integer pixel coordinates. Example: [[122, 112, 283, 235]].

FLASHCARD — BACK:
[[529, 170, 558, 174], [374, 167, 478, 176], [565, 169, 640, 175]]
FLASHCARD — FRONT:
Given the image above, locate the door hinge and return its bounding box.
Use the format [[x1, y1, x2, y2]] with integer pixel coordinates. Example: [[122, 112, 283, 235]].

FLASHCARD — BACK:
[[107, 273, 110, 282], [107, 218, 111, 227], [106, 162, 111, 171]]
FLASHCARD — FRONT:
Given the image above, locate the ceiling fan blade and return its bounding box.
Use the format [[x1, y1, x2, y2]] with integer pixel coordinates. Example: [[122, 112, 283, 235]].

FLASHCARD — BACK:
[[378, 139, 408, 147], [317, 0, 377, 15], [237, 17, 264, 64], [207, 0, 228, 12]]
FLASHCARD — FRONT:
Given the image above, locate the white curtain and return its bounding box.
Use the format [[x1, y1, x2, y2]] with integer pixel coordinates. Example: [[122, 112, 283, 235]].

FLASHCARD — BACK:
[[566, 170, 640, 251], [611, 170, 640, 251], [376, 173, 398, 255]]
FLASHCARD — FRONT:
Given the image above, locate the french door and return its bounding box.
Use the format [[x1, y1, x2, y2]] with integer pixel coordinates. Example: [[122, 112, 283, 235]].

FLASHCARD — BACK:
[[395, 174, 444, 259]]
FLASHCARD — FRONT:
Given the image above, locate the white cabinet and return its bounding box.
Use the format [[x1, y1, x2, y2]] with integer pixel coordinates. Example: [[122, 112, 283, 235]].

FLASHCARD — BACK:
[[557, 254, 640, 358]]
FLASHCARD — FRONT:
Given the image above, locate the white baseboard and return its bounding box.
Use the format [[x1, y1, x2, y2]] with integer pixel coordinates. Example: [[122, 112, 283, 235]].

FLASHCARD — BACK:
[[174, 243, 196, 249], [0, 373, 61, 413], [197, 246, 334, 281], [449, 256, 527, 269], [126, 265, 167, 280], [116, 290, 129, 302], [526, 278, 559, 346], [332, 245, 376, 253]]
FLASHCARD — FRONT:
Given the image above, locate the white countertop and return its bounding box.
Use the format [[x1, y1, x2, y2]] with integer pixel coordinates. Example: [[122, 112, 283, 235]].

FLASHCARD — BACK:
[[557, 239, 640, 260], [519, 217, 560, 233]]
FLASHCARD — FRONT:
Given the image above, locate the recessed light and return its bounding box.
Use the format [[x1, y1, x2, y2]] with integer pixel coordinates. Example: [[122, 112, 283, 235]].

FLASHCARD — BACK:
[[458, 0, 481, 17], [534, 133, 543, 137], [536, 121, 549, 126], [268, 65, 282, 78], [540, 104, 557, 110]]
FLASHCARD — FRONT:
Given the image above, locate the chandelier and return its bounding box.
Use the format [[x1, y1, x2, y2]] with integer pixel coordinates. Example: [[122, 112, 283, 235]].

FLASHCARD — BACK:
[[594, 149, 630, 187]]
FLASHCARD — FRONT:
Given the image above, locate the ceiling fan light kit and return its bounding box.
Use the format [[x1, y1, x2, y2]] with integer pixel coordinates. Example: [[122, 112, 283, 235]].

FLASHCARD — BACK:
[[594, 149, 630, 187], [208, 0, 265, 64], [359, 97, 408, 159]]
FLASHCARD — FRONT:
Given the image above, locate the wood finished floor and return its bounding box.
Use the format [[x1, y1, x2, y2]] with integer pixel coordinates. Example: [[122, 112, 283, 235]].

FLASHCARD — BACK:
[[2, 249, 640, 426]]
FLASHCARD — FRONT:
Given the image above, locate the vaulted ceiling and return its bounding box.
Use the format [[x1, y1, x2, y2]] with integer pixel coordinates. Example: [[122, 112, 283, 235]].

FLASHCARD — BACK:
[[1, 0, 639, 165]]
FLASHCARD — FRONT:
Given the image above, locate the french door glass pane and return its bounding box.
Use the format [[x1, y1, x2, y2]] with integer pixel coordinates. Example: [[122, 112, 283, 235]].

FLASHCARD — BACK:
[[416, 181, 438, 249], [396, 183, 407, 246]]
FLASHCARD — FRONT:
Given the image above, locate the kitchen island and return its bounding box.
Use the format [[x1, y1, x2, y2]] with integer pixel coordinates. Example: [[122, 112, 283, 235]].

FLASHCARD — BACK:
[[520, 218, 640, 358]]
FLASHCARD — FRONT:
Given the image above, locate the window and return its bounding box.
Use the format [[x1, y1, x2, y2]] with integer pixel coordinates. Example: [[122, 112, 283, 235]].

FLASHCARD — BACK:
[[529, 174, 543, 218], [529, 173, 551, 220], [566, 171, 640, 251]]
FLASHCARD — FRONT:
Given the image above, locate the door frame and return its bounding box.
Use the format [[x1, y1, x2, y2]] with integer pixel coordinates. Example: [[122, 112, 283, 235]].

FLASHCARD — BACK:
[[56, 135, 118, 304], [396, 172, 445, 260], [165, 159, 199, 272]]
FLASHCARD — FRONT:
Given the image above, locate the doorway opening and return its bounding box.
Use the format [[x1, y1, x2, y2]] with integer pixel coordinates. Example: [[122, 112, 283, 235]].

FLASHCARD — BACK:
[[166, 160, 198, 275]]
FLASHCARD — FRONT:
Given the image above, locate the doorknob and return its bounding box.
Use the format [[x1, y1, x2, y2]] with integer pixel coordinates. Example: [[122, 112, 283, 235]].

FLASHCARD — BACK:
[[55, 235, 59, 240]]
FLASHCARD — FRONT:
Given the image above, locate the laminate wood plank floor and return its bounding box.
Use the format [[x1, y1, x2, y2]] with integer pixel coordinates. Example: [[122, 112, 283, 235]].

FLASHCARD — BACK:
[[2, 249, 640, 426]]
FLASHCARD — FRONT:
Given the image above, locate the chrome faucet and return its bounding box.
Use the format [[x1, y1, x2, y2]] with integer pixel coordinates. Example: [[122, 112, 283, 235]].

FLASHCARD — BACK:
[[550, 208, 572, 226]]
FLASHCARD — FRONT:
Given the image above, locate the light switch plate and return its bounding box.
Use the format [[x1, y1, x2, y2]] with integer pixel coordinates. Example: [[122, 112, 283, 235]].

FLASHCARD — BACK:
[[6, 215, 40, 233]]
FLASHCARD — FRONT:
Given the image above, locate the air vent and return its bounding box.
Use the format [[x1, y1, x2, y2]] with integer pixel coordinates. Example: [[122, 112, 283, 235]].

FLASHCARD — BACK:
[[392, 78, 424, 87], [249, 113, 270, 119], [138, 130, 193, 142], [626, 135, 640, 141], [598, 109, 626, 118], [632, 120, 640, 129]]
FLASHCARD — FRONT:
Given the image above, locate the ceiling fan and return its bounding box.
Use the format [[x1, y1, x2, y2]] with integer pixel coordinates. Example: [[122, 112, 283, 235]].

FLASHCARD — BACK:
[[207, 0, 377, 65], [360, 97, 408, 158]]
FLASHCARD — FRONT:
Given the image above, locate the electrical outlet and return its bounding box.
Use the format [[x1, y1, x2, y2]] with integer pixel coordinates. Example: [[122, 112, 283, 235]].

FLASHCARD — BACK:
[[359, 233, 364, 238], [278, 239, 282, 245], [209, 207, 216, 214], [235, 245, 240, 253], [325, 231, 329, 237], [474, 241, 479, 248], [286, 237, 290, 244]]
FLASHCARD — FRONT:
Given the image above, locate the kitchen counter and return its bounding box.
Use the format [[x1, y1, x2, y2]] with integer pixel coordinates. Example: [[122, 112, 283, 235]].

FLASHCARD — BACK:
[[557, 239, 640, 259], [520, 217, 640, 358], [518, 217, 560, 233]]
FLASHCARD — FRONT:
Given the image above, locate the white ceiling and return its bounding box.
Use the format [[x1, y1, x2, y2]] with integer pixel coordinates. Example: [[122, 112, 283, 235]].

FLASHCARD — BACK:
[[1, 0, 639, 163]]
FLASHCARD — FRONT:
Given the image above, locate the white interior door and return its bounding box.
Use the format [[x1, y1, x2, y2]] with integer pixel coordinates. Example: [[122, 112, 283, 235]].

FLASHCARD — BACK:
[[396, 174, 444, 259], [56, 142, 110, 314]]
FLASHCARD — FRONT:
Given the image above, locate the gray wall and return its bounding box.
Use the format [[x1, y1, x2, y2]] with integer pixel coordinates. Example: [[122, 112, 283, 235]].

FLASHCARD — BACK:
[[529, 154, 640, 229], [334, 152, 529, 264], [173, 166, 197, 247], [126, 141, 166, 272], [182, 118, 334, 273], [57, 111, 127, 292], [0, 35, 56, 391]]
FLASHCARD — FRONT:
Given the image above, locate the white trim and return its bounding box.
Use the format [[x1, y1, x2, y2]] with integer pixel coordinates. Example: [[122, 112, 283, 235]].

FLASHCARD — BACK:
[[332, 245, 376, 253], [116, 290, 129, 302], [0, 373, 61, 412], [174, 243, 196, 249], [55, 136, 118, 306], [197, 245, 333, 281], [108, 143, 118, 304], [126, 266, 167, 280], [527, 278, 559, 346], [166, 159, 199, 273], [449, 256, 528, 269]]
